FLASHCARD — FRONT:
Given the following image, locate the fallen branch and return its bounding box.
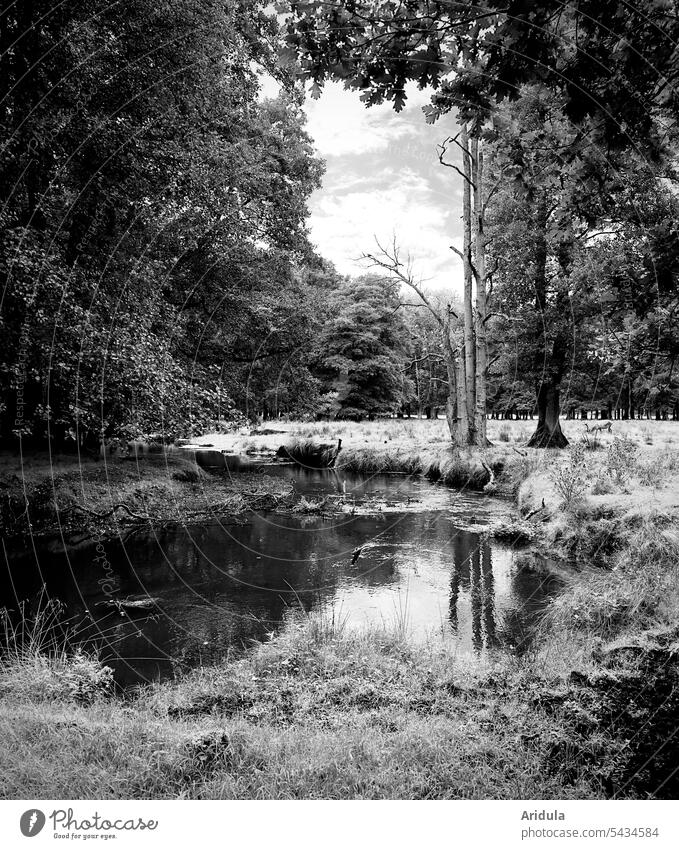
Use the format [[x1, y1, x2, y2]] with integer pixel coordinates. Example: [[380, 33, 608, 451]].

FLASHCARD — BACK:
[[59, 502, 158, 522]]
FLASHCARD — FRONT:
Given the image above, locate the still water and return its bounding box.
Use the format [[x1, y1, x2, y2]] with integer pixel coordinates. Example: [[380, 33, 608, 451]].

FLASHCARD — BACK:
[[1, 467, 559, 686]]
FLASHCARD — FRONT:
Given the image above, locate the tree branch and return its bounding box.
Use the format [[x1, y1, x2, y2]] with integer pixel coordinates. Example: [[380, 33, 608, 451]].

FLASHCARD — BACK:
[[363, 236, 444, 328], [437, 136, 475, 188]]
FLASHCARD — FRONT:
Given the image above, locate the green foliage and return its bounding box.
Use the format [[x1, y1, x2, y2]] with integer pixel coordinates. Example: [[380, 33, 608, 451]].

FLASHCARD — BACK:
[[285, 1, 679, 149]]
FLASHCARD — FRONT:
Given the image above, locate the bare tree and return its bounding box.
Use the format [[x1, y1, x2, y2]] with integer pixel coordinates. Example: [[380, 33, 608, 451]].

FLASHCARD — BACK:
[[440, 127, 494, 446], [363, 238, 470, 446]]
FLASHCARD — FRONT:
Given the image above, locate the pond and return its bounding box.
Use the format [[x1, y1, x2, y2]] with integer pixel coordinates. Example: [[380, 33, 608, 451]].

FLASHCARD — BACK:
[[0, 467, 560, 687]]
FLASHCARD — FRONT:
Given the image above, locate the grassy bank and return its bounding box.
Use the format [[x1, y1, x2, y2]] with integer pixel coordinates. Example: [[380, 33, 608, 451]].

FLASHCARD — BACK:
[[231, 417, 679, 496], [281, 436, 509, 490], [0, 452, 293, 540], [0, 619, 610, 799]]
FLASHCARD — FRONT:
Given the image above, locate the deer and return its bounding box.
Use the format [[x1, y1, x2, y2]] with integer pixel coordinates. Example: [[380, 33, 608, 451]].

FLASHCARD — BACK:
[[584, 421, 613, 435]]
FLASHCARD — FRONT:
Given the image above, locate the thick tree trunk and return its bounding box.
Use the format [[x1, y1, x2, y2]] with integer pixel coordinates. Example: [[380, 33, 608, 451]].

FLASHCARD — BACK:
[[526, 194, 569, 449], [527, 382, 568, 448]]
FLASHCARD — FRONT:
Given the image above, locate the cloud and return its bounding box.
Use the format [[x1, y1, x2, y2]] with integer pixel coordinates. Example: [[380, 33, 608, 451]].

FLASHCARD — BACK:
[[303, 83, 466, 294], [255, 77, 466, 295], [303, 82, 433, 157], [309, 176, 463, 294]]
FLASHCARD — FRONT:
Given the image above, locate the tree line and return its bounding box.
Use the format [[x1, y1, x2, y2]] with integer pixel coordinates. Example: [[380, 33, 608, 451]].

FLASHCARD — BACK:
[[2, 1, 679, 452]]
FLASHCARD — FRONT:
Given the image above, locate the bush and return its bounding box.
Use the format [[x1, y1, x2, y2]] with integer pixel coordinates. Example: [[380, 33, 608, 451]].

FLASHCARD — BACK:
[[605, 436, 639, 486], [636, 460, 664, 488], [580, 433, 601, 451], [591, 475, 616, 495], [550, 444, 591, 509]]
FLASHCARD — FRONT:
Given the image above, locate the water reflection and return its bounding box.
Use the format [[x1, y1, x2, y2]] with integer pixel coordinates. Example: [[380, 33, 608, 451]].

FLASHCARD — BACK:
[[0, 470, 560, 686]]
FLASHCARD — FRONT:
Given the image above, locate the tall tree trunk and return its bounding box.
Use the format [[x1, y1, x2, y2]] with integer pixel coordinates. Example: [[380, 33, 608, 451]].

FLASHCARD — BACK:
[[442, 317, 468, 446], [472, 137, 489, 445], [461, 123, 476, 441], [527, 195, 569, 448]]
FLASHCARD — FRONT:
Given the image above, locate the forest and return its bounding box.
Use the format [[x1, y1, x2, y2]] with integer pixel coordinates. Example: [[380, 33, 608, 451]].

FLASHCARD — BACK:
[[2, 1, 679, 455], [3, 0, 679, 808]]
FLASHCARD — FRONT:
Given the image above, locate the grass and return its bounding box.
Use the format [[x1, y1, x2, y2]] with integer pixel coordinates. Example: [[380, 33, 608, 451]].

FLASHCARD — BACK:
[[283, 434, 509, 491], [544, 518, 679, 639], [0, 590, 113, 705], [0, 616, 608, 799], [0, 452, 294, 539], [2, 418, 679, 799]]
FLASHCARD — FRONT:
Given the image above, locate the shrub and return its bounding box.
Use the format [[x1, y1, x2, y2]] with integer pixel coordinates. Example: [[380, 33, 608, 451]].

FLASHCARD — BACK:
[[498, 426, 511, 443], [591, 475, 615, 495], [605, 436, 638, 486], [636, 460, 664, 488], [170, 458, 207, 482], [550, 444, 591, 509]]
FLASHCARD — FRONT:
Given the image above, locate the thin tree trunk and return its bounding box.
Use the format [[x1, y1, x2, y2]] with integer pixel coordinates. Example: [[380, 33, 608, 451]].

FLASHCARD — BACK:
[[442, 318, 468, 446], [461, 123, 476, 441], [414, 359, 421, 417], [472, 136, 489, 445]]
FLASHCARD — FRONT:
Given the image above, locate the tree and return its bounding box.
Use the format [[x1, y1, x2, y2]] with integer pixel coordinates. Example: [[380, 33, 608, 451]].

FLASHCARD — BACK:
[[284, 1, 679, 147], [402, 305, 450, 418], [315, 275, 410, 419], [485, 85, 679, 441], [363, 240, 468, 442], [0, 1, 323, 446], [284, 0, 679, 445]]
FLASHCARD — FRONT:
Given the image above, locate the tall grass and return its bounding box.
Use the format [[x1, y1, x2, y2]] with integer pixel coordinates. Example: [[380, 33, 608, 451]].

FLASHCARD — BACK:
[[0, 589, 113, 704]]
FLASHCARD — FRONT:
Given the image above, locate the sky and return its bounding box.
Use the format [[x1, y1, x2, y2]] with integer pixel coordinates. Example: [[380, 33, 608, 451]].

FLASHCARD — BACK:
[[301, 82, 465, 294], [259, 72, 466, 295]]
